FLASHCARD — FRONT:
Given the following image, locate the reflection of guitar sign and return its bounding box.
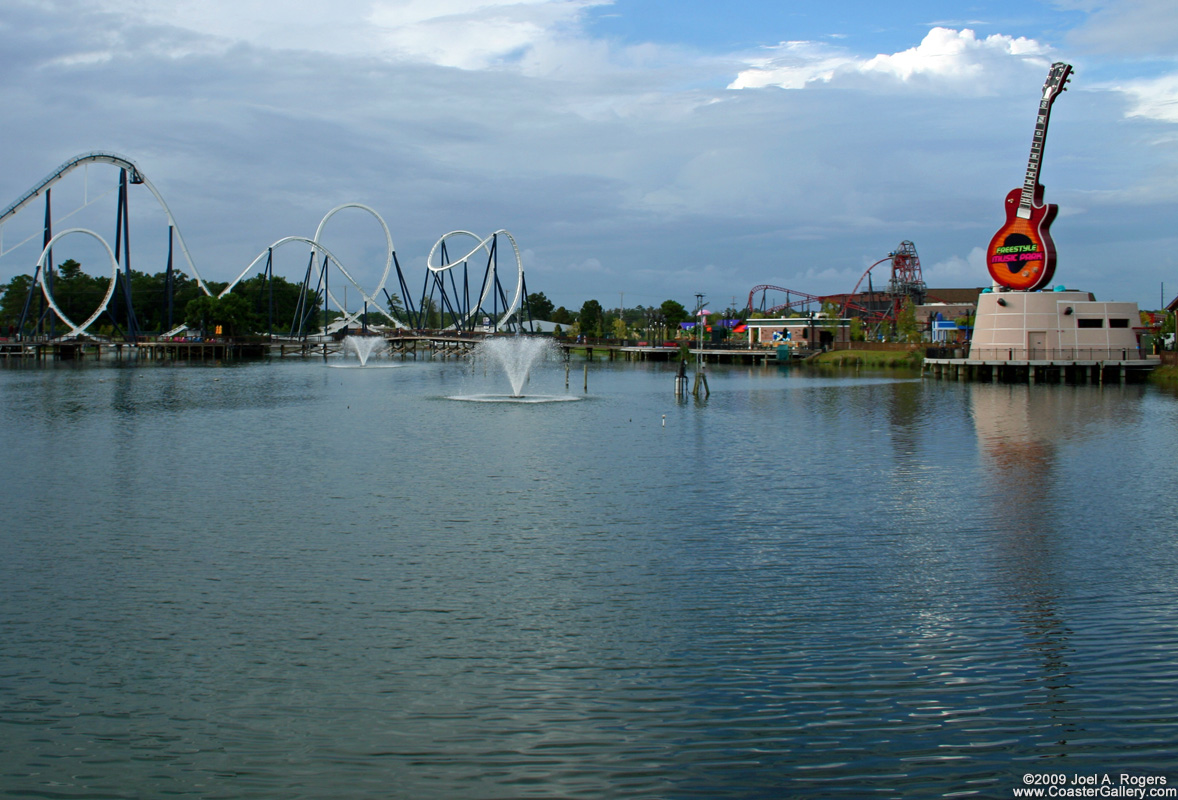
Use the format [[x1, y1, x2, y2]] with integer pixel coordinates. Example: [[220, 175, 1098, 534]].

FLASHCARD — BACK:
[[987, 62, 1073, 291]]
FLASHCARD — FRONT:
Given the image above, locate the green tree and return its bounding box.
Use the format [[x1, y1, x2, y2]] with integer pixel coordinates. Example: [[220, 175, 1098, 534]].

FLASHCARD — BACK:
[[385, 291, 406, 322], [0, 274, 36, 333], [184, 295, 217, 336], [659, 299, 689, 329], [849, 316, 865, 342], [51, 259, 105, 328], [527, 292, 554, 321], [896, 298, 921, 343], [217, 293, 256, 337], [184, 293, 258, 338], [579, 299, 604, 338], [820, 299, 842, 340], [612, 316, 627, 340], [417, 296, 441, 329], [551, 306, 574, 325], [232, 272, 320, 334]]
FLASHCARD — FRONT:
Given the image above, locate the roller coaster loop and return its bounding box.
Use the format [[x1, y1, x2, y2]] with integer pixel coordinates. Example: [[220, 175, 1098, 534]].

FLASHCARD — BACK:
[[1, 152, 532, 340]]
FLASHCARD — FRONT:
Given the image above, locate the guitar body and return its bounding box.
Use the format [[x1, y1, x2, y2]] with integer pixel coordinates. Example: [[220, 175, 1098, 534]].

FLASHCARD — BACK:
[[986, 61, 1071, 292], [986, 186, 1058, 292]]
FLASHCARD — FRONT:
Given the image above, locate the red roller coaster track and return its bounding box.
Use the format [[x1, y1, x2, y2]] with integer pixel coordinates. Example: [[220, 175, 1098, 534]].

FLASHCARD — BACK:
[[746, 241, 926, 331], [745, 282, 890, 326]]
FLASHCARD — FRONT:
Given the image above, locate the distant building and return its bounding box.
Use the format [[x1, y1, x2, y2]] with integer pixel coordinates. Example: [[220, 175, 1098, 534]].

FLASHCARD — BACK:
[[823, 287, 983, 342], [743, 316, 851, 349]]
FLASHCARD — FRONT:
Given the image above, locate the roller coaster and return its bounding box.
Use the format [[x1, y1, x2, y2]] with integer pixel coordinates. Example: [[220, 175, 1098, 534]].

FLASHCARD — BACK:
[[0, 152, 533, 341], [746, 240, 927, 336]]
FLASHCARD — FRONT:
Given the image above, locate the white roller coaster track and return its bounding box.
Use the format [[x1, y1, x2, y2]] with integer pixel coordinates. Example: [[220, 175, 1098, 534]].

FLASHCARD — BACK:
[[5, 153, 525, 338], [0, 151, 211, 294], [426, 229, 524, 330], [221, 203, 410, 330], [33, 229, 121, 338]]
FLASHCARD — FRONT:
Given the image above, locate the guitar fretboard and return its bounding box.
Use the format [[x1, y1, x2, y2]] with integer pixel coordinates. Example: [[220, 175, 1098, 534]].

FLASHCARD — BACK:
[[1018, 98, 1052, 219]]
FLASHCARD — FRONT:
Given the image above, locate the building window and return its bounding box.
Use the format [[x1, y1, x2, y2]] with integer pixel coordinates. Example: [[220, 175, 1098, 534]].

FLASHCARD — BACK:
[[1077, 319, 1103, 328], [1109, 319, 1130, 328]]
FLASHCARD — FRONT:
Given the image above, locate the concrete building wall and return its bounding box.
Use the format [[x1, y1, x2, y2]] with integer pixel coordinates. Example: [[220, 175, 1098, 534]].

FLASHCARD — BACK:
[[969, 291, 1142, 360]]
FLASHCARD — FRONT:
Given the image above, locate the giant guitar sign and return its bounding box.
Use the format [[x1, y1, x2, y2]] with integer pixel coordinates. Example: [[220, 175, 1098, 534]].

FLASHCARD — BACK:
[[986, 62, 1073, 292]]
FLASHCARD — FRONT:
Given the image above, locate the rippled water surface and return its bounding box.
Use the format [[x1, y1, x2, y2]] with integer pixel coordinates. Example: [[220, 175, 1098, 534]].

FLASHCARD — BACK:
[[2, 356, 1177, 798]]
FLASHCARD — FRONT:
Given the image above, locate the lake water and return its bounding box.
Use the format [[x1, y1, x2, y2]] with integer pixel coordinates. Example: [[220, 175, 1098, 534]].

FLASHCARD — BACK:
[[2, 353, 1177, 798]]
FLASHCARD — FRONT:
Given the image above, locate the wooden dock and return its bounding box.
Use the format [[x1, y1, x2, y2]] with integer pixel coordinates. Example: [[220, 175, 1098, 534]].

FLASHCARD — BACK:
[[924, 356, 1161, 384], [559, 342, 783, 364], [1, 333, 791, 366]]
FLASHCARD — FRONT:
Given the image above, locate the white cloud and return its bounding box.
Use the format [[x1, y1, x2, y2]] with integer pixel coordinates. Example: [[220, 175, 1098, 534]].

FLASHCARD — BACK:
[[96, 0, 613, 70], [368, 0, 586, 70], [1116, 73, 1178, 124], [729, 28, 1052, 94], [922, 247, 987, 285], [727, 41, 853, 90], [99, 0, 380, 56], [861, 28, 1048, 81]]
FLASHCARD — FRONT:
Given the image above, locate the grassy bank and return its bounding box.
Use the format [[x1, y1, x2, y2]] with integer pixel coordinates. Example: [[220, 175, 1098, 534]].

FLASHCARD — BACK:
[[807, 348, 923, 369], [1149, 364, 1178, 384]]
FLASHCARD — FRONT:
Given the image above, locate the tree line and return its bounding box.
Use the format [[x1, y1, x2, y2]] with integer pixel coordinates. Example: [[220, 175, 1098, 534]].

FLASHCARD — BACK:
[[525, 293, 697, 340], [4, 259, 909, 342], [0, 260, 320, 339]]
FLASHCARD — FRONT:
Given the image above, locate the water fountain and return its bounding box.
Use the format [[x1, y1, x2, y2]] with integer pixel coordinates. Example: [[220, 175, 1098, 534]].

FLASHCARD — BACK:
[[453, 336, 577, 403], [343, 335, 387, 366]]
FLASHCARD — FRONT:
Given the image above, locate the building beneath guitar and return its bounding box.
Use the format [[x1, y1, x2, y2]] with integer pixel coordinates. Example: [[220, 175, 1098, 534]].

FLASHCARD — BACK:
[[969, 289, 1142, 362], [924, 61, 1160, 381]]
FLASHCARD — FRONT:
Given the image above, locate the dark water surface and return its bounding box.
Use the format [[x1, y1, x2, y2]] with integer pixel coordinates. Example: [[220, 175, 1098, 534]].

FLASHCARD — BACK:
[[2, 356, 1177, 798]]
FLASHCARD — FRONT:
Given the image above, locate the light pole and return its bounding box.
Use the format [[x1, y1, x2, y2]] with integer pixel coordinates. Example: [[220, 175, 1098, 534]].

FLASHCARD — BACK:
[[693, 293, 709, 397], [695, 294, 705, 352]]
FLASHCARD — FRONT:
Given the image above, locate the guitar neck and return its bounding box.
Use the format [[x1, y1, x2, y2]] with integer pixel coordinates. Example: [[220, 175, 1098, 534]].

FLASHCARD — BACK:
[[1018, 96, 1057, 218]]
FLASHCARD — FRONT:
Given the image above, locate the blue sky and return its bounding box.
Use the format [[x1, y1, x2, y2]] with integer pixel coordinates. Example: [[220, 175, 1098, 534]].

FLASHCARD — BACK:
[[1, 0, 1175, 313]]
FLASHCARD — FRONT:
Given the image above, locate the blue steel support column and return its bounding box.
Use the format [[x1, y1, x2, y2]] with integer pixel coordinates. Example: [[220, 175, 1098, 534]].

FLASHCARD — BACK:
[[520, 272, 533, 333], [445, 260, 463, 328], [113, 170, 139, 341], [44, 188, 55, 338], [434, 270, 459, 330], [165, 225, 174, 332], [267, 248, 274, 338], [19, 189, 51, 338], [491, 235, 499, 326], [292, 250, 316, 338], [462, 266, 471, 331], [392, 252, 416, 325], [416, 267, 431, 330]]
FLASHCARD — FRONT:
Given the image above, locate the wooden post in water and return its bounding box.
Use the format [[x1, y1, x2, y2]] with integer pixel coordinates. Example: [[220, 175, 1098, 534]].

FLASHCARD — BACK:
[[583, 363, 588, 393], [692, 362, 710, 398]]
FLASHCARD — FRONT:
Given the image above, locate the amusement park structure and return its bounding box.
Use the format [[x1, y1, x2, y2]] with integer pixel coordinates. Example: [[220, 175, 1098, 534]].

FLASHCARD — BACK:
[[746, 240, 928, 336], [0, 152, 534, 341]]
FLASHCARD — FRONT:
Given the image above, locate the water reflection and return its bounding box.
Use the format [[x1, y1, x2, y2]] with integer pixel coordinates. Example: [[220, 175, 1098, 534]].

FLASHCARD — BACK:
[[967, 384, 1151, 748], [2, 362, 1176, 798]]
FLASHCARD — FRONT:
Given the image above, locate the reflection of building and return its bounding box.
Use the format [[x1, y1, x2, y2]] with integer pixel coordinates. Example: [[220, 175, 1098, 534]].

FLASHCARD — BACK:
[[742, 317, 851, 349], [969, 289, 1143, 360]]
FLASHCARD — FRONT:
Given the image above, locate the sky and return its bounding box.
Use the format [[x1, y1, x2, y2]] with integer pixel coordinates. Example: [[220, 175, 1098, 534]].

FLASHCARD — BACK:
[[1, 0, 1176, 314]]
